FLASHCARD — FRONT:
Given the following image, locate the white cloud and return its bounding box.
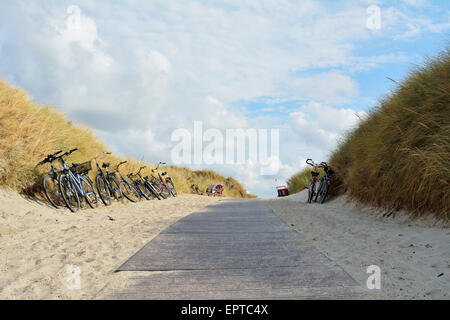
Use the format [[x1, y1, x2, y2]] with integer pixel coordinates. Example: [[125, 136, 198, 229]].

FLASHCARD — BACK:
[[287, 70, 360, 105], [289, 101, 366, 151]]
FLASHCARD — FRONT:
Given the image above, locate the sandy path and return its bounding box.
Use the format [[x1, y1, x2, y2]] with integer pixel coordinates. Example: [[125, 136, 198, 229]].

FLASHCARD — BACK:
[[0, 188, 219, 299], [264, 190, 449, 300]]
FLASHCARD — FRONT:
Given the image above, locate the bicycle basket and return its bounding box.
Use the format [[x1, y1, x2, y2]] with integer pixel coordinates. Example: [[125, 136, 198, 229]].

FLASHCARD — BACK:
[[71, 161, 92, 175]]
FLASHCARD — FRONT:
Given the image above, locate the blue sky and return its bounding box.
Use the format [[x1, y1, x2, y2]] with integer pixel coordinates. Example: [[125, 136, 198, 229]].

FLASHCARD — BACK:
[[0, 0, 449, 197]]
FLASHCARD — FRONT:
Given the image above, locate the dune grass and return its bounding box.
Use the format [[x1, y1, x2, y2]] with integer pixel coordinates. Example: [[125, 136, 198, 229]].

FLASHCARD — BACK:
[[287, 50, 449, 219], [0, 78, 254, 199]]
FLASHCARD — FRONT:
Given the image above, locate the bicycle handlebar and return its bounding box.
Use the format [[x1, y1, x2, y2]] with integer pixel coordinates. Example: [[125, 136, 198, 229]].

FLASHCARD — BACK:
[[136, 166, 146, 176], [62, 148, 77, 157], [94, 151, 110, 159], [319, 161, 328, 168], [37, 150, 64, 166], [154, 161, 167, 171], [115, 161, 127, 171], [306, 159, 315, 167], [52, 150, 63, 157], [306, 159, 330, 169]]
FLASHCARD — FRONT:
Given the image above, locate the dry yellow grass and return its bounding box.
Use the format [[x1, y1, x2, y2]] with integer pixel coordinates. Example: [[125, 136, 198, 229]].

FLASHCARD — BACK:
[[0, 78, 253, 199]]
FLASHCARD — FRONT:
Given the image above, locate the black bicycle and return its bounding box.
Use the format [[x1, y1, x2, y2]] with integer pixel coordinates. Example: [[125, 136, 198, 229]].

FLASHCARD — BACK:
[[306, 159, 320, 203], [37, 150, 64, 208], [127, 169, 153, 200], [136, 166, 163, 200], [93, 152, 123, 206], [314, 162, 335, 204]]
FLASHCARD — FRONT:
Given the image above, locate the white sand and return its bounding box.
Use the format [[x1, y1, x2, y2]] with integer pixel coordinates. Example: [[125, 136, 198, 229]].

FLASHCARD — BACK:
[[0, 188, 219, 299], [264, 190, 450, 299]]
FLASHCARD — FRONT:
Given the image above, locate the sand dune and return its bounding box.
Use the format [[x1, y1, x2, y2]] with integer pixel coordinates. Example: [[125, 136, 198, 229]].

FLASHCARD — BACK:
[[264, 190, 449, 300], [0, 188, 219, 299]]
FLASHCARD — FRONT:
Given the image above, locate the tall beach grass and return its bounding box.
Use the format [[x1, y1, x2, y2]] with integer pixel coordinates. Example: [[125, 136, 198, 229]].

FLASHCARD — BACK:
[[288, 50, 449, 219]]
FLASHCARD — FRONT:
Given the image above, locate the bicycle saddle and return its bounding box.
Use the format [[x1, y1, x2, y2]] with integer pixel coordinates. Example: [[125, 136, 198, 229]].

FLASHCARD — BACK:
[[162, 172, 167, 176], [72, 163, 81, 167], [102, 162, 110, 168]]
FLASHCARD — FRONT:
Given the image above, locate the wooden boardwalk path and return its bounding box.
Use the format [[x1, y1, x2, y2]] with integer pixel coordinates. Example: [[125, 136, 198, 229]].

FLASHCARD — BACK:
[[100, 199, 365, 299]]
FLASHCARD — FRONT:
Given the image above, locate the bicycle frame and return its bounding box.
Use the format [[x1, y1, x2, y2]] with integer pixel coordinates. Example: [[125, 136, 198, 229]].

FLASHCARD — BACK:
[[306, 159, 321, 203], [94, 152, 110, 182], [60, 157, 90, 198], [127, 173, 147, 197], [153, 162, 170, 189], [116, 163, 134, 191]]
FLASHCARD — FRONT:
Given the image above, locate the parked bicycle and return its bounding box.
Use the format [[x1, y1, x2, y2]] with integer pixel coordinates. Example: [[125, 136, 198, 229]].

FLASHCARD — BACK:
[[58, 148, 98, 212], [136, 166, 163, 200], [146, 171, 169, 199], [314, 162, 334, 204], [127, 167, 155, 200], [115, 161, 141, 202], [37, 150, 64, 208], [93, 152, 122, 206], [153, 162, 177, 197], [306, 159, 320, 203], [190, 184, 202, 195]]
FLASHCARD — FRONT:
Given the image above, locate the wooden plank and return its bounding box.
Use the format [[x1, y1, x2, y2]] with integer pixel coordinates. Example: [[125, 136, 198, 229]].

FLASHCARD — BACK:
[[104, 199, 365, 299]]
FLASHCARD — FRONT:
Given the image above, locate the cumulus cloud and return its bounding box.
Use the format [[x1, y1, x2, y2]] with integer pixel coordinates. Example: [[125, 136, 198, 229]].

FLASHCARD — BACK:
[[289, 101, 366, 150], [286, 70, 360, 105]]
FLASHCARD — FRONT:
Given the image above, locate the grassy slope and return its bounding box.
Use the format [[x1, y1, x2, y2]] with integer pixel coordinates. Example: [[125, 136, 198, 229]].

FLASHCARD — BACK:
[[0, 78, 254, 199], [288, 50, 449, 219]]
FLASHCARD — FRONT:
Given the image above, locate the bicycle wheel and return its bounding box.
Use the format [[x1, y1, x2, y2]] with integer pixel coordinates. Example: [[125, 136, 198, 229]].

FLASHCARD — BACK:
[[135, 181, 151, 200], [43, 174, 62, 208], [167, 180, 177, 197], [109, 176, 123, 202], [318, 183, 329, 204], [120, 181, 141, 202], [141, 182, 154, 200], [58, 173, 80, 212], [145, 181, 162, 200], [314, 179, 323, 202], [96, 175, 112, 206], [151, 180, 166, 199], [80, 176, 98, 208], [158, 181, 170, 199], [307, 180, 315, 203]]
